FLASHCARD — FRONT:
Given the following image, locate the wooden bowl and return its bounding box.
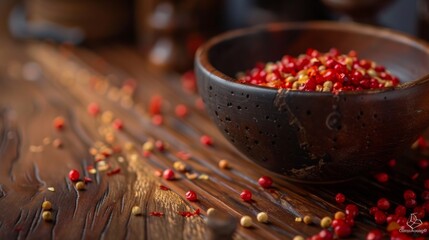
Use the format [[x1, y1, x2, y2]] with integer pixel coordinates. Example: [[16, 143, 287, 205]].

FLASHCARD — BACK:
[[195, 22, 429, 182]]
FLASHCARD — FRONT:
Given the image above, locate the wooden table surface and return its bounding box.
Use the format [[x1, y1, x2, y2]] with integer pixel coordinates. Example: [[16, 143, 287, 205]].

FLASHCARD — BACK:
[[0, 34, 429, 240]]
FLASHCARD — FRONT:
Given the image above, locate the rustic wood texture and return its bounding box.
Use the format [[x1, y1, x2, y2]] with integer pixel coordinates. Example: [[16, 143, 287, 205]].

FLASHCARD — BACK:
[[0, 37, 428, 240]]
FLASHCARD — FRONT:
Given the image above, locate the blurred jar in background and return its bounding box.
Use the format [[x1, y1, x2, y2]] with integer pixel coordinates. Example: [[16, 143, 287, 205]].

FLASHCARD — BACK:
[[136, 0, 329, 72], [419, 0, 429, 41], [16, 0, 133, 43], [135, 0, 224, 72]]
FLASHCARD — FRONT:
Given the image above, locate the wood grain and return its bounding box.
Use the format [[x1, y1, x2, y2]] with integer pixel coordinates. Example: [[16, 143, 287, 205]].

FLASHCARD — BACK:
[[0, 38, 427, 240]]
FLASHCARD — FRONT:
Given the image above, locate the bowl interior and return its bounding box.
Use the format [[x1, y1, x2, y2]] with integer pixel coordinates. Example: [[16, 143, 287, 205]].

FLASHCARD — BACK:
[[207, 22, 429, 84]]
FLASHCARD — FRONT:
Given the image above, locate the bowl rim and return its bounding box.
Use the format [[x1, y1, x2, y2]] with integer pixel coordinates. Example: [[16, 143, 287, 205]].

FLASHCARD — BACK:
[[196, 21, 429, 96]]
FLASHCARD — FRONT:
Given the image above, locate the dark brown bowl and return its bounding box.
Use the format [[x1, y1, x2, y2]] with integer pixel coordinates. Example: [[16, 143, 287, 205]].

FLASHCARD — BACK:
[[195, 21, 429, 182]]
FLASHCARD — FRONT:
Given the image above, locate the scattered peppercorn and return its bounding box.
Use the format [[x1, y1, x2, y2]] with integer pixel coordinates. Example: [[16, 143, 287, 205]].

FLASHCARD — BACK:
[[334, 223, 352, 238], [257, 176, 273, 188], [75, 181, 85, 191], [84, 177, 92, 183], [320, 216, 332, 228], [173, 161, 187, 172], [335, 193, 346, 204], [387, 159, 396, 168], [394, 205, 406, 217], [369, 207, 379, 216], [159, 185, 170, 191], [257, 212, 269, 223], [200, 135, 213, 146], [334, 211, 345, 220], [303, 215, 312, 225], [112, 119, 123, 130], [53, 116, 65, 130], [181, 71, 197, 93], [143, 141, 154, 152], [149, 211, 164, 217], [345, 204, 359, 218], [237, 48, 400, 92], [178, 209, 200, 217], [418, 159, 429, 169], [374, 172, 389, 183], [155, 140, 165, 151], [132, 206, 142, 216], [152, 114, 163, 126], [240, 216, 252, 228], [163, 169, 175, 180], [52, 138, 63, 148], [218, 159, 229, 169], [175, 104, 188, 118], [42, 201, 52, 210], [377, 198, 390, 210], [207, 208, 216, 216], [68, 169, 80, 182], [318, 229, 334, 240], [240, 189, 252, 202], [42, 211, 52, 222], [374, 211, 386, 224], [87, 103, 100, 116], [106, 167, 121, 176], [149, 95, 162, 115], [403, 189, 416, 200], [405, 198, 417, 208], [185, 190, 198, 202]]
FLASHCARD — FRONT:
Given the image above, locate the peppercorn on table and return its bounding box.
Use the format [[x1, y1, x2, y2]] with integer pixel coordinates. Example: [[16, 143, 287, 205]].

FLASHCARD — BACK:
[[0, 38, 428, 239]]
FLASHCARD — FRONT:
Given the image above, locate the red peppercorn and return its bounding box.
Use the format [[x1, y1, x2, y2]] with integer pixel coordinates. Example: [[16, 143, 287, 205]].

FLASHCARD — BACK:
[[332, 219, 345, 228], [405, 198, 417, 208], [87, 103, 100, 116], [404, 189, 416, 200], [163, 169, 175, 180], [366, 229, 383, 240], [240, 189, 252, 202], [152, 114, 163, 126], [112, 119, 123, 130], [396, 217, 407, 227], [345, 204, 359, 218], [181, 70, 197, 93], [374, 172, 389, 183], [334, 223, 352, 238], [416, 136, 427, 149], [258, 176, 273, 188], [386, 214, 398, 223], [411, 172, 419, 181], [53, 116, 65, 130], [185, 190, 198, 202], [423, 201, 429, 214], [388, 159, 396, 168], [68, 169, 80, 182], [369, 207, 379, 216], [422, 190, 429, 201], [335, 193, 346, 204], [155, 140, 165, 152], [149, 95, 163, 115], [377, 198, 390, 210], [200, 135, 213, 146], [395, 205, 406, 217], [425, 179, 429, 190], [419, 159, 429, 169], [374, 211, 386, 225], [344, 216, 355, 227], [318, 229, 334, 240], [175, 104, 188, 118], [414, 206, 426, 219]]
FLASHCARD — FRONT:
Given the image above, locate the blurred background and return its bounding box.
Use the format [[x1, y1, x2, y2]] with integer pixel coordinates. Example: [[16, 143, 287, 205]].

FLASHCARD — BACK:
[[0, 0, 428, 72]]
